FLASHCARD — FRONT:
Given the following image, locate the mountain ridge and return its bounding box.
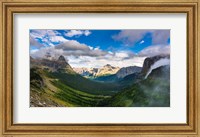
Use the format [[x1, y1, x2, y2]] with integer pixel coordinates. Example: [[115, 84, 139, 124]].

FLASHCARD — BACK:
[[31, 55, 75, 74], [30, 54, 170, 107], [73, 64, 142, 80], [141, 54, 170, 75], [73, 64, 120, 78]]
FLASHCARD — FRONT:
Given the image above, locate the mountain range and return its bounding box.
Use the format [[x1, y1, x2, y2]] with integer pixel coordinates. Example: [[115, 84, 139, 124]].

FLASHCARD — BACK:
[[30, 54, 170, 107], [73, 64, 120, 78], [73, 64, 142, 86]]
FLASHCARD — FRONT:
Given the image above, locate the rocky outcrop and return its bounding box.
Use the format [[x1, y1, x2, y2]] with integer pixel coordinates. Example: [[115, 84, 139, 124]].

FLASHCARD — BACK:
[[95, 64, 120, 77], [141, 55, 170, 74], [73, 67, 98, 77], [116, 66, 142, 78], [73, 64, 120, 78], [148, 65, 170, 79], [30, 55, 75, 73]]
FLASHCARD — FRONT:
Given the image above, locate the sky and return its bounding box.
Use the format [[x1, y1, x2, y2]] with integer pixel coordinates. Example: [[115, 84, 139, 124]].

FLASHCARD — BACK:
[[30, 29, 170, 68]]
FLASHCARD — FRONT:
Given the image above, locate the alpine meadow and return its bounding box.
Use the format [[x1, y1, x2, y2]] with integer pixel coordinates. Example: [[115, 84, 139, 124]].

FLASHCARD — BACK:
[[30, 29, 170, 107]]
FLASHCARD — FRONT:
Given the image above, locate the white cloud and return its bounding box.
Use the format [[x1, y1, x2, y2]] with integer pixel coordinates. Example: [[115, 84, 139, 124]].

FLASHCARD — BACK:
[[138, 45, 170, 57], [30, 30, 57, 39], [30, 38, 108, 59], [30, 30, 68, 47], [88, 46, 94, 50], [112, 30, 170, 45], [115, 52, 129, 58], [65, 50, 145, 68], [69, 55, 145, 68], [64, 30, 91, 37], [30, 30, 170, 69], [94, 46, 100, 50], [30, 30, 45, 39], [30, 36, 44, 48], [56, 40, 89, 51], [112, 30, 148, 45], [139, 40, 144, 44], [54, 40, 107, 57], [145, 58, 170, 79], [30, 49, 39, 53], [30, 40, 146, 68], [30, 46, 65, 60], [49, 36, 68, 43], [108, 51, 113, 54], [84, 30, 91, 36], [152, 30, 170, 45]]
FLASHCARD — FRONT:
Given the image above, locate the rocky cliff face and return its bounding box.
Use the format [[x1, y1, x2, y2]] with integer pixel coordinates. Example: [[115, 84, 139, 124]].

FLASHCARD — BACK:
[[73, 67, 98, 77], [95, 64, 120, 77], [74, 64, 143, 80], [148, 65, 170, 79], [141, 55, 170, 74], [116, 66, 142, 78], [73, 64, 120, 78], [30, 55, 74, 73]]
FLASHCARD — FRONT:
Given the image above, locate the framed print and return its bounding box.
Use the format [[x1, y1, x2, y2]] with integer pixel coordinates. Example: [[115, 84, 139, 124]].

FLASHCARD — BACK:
[[0, 0, 199, 136]]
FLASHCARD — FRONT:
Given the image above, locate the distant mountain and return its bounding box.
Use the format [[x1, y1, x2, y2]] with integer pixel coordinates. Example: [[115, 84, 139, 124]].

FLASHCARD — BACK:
[[95, 64, 120, 77], [116, 66, 142, 78], [94, 66, 142, 83], [118, 72, 143, 87], [74, 65, 142, 82], [73, 64, 120, 78], [73, 67, 98, 77]]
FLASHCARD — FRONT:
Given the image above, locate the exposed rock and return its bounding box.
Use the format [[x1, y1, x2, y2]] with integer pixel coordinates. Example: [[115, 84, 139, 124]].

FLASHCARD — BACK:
[[148, 65, 170, 79], [73, 67, 98, 77], [141, 54, 170, 74], [58, 55, 66, 62], [95, 64, 120, 77], [73, 64, 120, 78], [116, 66, 142, 78], [30, 55, 75, 73]]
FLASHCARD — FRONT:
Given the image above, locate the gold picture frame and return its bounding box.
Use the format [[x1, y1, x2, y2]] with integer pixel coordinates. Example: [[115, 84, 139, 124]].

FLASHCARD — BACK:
[[0, 0, 199, 136]]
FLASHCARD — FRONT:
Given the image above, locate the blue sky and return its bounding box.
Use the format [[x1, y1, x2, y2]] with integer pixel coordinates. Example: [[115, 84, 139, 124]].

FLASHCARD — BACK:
[[30, 29, 170, 68]]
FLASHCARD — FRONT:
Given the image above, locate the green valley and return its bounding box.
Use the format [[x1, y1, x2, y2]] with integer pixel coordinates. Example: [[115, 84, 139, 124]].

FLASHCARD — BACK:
[[30, 55, 170, 107]]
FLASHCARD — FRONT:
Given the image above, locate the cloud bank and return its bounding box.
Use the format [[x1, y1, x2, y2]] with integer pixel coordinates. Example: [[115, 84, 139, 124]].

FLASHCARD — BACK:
[[112, 30, 170, 45], [145, 58, 170, 79], [64, 30, 91, 37], [30, 42, 167, 68], [30, 42, 146, 68], [30, 29, 170, 68], [138, 45, 170, 57]]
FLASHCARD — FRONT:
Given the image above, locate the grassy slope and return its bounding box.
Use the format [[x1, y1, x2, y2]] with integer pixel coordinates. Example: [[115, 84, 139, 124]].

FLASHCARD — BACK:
[[30, 68, 112, 107], [51, 80, 110, 107], [30, 66, 170, 107], [100, 66, 170, 107], [93, 74, 118, 83], [46, 71, 120, 96]]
